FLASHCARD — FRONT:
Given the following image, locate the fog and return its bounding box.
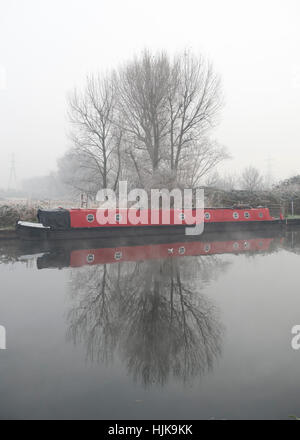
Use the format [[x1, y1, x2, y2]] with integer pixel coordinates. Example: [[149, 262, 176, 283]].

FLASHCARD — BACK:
[[0, 0, 300, 188]]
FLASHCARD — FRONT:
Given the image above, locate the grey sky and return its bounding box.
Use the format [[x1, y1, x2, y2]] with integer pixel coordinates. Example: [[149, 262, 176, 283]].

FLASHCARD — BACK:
[[0, 0, 299, 188]]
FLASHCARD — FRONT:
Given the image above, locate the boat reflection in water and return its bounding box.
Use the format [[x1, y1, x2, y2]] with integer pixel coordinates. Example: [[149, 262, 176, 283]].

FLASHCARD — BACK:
[[35, 232, 283, 387], [36, 231, 281, 269]]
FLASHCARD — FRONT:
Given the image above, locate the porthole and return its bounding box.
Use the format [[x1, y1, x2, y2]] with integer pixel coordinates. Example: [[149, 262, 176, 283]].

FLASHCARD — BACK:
[[204, 212, 211, 220], [258, 212, 263, 218], [115, 213, 122, 222], [114, 251, 122, 260], [87, 214, 95, 223], [86, 254, 95, 264], [233, 212, 239, 220], [233, 242, 239, 250], [244, 241, 250, 249], [178, 247, 186, 255], [179, 212, 185, 221], [204, 243, 211, 253], [244, 212, 250, 219]]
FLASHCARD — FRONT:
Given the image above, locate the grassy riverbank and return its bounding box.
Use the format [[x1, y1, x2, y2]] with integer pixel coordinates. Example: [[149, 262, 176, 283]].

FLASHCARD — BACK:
[[0, 204, 36, 229], [287, 215, 300, 219], [0, 199, 77, 230]]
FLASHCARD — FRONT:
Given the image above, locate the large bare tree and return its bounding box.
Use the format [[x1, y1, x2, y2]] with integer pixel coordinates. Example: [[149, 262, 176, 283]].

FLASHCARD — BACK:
[[167, 52, 225, 174], [60, 50, 227, 196], [115, 51, 171, 184], [115, 50, 227, 188], [66, 74, 122, 196]]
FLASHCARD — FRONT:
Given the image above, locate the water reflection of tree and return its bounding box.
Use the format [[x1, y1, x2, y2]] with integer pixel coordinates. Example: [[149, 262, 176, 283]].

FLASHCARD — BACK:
[[283, 231, 300, 255], [67, 256, 227, 387], [67, 264, 121, 363]]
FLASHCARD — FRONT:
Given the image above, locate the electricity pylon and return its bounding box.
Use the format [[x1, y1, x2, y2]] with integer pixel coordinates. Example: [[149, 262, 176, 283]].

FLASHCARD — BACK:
[[7, 153, 17, 190]]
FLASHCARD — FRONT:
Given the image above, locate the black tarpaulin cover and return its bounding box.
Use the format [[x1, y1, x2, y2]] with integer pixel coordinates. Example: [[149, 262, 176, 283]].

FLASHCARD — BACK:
[[37, 250, 70, 269], [37, 208, 71, 230]]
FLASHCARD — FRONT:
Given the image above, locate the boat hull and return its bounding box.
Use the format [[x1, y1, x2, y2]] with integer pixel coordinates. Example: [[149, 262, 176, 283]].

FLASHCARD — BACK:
[[16, 220, 284, 241]]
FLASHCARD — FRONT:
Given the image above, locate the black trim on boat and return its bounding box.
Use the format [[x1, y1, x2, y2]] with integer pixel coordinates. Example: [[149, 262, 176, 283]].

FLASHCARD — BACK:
[[16, 219, 285, 241]]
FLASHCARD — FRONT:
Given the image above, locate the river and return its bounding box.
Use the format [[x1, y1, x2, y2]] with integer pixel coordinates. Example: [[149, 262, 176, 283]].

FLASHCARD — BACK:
[[0, 230, 300, 419]]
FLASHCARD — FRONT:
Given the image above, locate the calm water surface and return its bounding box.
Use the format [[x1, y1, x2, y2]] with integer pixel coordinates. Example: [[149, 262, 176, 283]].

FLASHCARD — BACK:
[[1, 230, 300, 420]]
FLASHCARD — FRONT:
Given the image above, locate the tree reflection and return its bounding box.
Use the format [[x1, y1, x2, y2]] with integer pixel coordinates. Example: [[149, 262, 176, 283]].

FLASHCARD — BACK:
[[67, 256, 226, 387], [67, 264, 121, 364], [283, 231, 300, 255]]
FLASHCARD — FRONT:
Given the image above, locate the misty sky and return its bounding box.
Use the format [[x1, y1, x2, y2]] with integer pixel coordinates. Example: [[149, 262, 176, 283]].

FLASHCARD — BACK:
[[0, 0, 300, 188]]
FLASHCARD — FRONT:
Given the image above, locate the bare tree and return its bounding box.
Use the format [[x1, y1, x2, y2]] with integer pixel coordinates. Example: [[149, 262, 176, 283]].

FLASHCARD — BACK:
[[115, 50, 171, 184], [204, 171, 237, 191], [60, 50, 227, 194], [115, 50, 227, 188], [66, 75, 122, 197], [167, 52, 225, 177], [218, 172, 237, 191], [177, 138, 228, 188], [240, 166, 264, 192], [57, 149, 100, 200]]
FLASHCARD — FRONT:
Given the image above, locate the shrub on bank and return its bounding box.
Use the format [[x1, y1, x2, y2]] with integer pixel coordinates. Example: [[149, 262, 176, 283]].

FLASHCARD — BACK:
[[0, 205, 37, 229]]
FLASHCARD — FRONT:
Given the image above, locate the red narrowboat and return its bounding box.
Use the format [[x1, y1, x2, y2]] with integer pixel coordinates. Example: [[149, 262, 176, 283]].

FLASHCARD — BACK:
[[16, 206, 284, 241]]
